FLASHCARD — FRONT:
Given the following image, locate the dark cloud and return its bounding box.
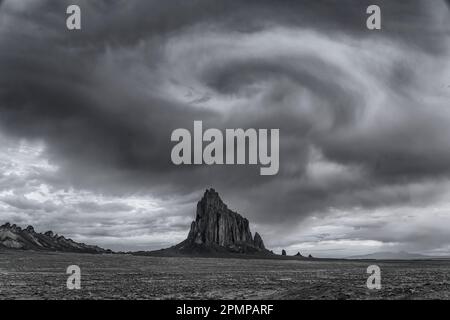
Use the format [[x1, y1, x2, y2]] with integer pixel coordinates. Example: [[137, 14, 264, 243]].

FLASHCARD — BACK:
[[0, 0, 449, 252]]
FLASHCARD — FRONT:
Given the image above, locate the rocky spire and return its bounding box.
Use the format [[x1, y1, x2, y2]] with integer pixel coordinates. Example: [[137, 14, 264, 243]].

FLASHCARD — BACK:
[[253, 232, 265, 250], [185, 188, 267, 253]]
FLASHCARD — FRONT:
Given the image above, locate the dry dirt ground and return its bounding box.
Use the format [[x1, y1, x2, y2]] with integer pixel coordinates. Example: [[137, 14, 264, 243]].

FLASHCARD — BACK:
[[0, 251, 449, 299]]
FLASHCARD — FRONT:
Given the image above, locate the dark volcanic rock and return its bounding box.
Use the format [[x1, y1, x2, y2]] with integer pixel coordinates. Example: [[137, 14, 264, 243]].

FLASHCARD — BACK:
[[295, 252, 303, 257], [187, 189, 253, 246], [253, 232, 265, 250], [0, 222, 112, 254], [170, 189, 270, 255], [282, 249, 287, 256], [44, 231, 54, 237]]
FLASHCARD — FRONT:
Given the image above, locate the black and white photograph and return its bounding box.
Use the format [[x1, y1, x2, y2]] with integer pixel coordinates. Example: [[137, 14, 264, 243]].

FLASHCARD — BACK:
[[0, 0, 450, 307]]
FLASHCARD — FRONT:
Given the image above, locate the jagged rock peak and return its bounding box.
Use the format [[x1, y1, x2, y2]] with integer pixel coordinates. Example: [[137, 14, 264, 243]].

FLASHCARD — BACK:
[[253, 232, 265, 250], [10, 224, 21, 232], [184, 189, 267, 254], [44, 231, 54, 237], [198, 188, 228, 214]]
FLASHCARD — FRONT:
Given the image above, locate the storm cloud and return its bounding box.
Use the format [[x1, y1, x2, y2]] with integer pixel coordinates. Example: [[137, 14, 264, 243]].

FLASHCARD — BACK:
[[0, 0, 449, 256]]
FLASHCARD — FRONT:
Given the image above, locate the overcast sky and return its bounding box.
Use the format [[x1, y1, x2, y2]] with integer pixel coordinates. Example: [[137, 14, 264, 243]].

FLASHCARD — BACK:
[[0, 0, 449, 257]]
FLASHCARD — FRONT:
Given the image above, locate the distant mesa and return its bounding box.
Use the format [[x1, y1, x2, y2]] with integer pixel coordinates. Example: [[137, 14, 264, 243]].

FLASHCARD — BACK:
[[0, 222, 111, 254], [348, 251, 433, 260], [149, 188, 273, 256]]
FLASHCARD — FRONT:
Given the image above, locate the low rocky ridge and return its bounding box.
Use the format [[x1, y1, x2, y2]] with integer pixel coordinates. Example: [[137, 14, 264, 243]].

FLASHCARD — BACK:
[[0, 223, 112, 254], [147, 188, 273, 256]]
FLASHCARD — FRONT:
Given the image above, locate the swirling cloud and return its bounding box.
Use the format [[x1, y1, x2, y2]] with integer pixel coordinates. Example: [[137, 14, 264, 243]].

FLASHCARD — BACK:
[[0, 0, 449, 254]]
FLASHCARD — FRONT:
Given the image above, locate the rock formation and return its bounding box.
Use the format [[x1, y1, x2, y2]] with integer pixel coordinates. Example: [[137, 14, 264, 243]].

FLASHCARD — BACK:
[[0, 223, 112, 254], [186, 189, 254, 246], [158, 188, 270, 255], [282, 249, 286, 256], [295, 252, 302, 257], [253, 232, 265, 250]]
